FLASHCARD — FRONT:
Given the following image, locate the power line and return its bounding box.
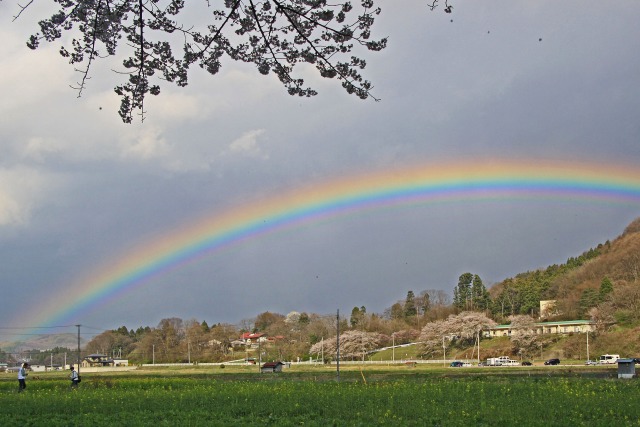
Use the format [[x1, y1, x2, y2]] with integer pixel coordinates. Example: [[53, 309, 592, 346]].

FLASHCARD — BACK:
[[0, 325, 78, 330], [0, 332, 76, 336], [0, 331, 102, 337]]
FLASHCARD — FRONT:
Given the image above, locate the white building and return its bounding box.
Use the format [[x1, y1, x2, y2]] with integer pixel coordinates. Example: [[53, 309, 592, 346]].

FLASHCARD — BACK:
[[484, 319, 595, 337]]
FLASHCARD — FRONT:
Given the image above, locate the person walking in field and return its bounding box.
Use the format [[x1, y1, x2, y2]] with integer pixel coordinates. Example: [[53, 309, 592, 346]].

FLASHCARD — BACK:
[[70, 365, 80, 389], [17, 362, 28, 392]]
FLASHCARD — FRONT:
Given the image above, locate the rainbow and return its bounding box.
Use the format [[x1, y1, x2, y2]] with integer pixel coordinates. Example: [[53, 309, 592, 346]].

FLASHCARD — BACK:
[[18, 159, 640, 330]]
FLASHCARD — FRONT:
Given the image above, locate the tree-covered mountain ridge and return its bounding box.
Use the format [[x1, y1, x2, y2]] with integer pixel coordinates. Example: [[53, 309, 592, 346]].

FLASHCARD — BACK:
[[488, 216, 640, 325]]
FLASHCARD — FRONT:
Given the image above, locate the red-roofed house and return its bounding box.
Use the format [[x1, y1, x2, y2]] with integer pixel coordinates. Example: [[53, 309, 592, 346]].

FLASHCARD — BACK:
[[241, 332, 267, 348]]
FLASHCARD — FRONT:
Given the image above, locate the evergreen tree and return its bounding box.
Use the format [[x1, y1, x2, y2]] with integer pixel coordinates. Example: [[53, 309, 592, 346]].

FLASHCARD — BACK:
[[453, 287, 460, 309], [454, 273, 473, 310], [471, 275, 490, 310], [350, 307, 363, 327], [599, 277, 614, 301], [201, 320, 210, 333], [579, 288, 600, 317], [404, 291, 417, 318]]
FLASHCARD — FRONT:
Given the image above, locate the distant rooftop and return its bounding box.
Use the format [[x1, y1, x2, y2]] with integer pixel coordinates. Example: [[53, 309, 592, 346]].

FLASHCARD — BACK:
[[492, 319, 593, 329]]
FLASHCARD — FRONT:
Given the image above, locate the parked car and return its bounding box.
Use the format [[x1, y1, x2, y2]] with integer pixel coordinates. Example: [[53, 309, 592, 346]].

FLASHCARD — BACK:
[[544, 358, 560, 365], [522, 361, 532, 366], [585, 360, 598, 365], [450, 361, 464, 367]]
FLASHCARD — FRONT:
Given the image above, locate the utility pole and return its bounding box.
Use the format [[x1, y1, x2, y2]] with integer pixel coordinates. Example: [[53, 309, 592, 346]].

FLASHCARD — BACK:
[[442, 335, 446, 367], [336, 309, 340, 382], [152, 344, 155, 365], [392, 333, 395, 362], [586, 331, 590, 362], [76, 325, 81, 374]]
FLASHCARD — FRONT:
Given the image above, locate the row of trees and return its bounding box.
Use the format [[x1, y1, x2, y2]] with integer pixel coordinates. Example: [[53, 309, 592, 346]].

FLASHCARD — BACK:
[[85, 312, 338, 363], [77, 272, 506, 364], [489, 245, 605, 319], [0, 347, 77, 367], [452, 273, 490, 312], [83, 223, 640, 363]]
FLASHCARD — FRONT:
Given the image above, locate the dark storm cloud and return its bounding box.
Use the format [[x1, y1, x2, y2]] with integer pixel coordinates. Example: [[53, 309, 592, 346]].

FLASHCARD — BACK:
[[0, 1, 639, 332]]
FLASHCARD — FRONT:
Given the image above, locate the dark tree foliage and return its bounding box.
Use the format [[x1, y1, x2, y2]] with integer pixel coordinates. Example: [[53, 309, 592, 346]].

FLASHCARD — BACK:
[[10, 0, 453, 123], [404, 290, 417, 318], [578, 288, 599, 317], [453, 272, 473, 310], [350, 306, 359, 327], [490, 246, 603, 319], [599, 277, 613, 301], [471, 274, 490, 311]]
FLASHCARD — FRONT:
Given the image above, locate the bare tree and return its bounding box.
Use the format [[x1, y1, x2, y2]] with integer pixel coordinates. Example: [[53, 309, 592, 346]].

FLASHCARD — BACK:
[[622, 254, 640, 283], [608, 281, 640, 323]]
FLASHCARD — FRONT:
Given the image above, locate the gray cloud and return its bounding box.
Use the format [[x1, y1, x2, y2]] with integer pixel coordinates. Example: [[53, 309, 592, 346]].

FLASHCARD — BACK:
[[1, 1, 639, 333]]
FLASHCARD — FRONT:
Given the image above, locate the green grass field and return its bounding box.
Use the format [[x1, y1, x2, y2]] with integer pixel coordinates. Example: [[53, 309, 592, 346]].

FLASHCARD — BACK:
[[1, 365, 638, 426]]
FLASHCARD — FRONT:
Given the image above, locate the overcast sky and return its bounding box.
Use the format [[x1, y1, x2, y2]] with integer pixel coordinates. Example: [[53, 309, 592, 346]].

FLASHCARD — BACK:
[[1, 1, 639, 339]]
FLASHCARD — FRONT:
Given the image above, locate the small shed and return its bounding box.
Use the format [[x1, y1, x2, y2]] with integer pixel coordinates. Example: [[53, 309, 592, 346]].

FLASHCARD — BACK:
[[260, 361, 284, 373], [617, 359, 636, 379]]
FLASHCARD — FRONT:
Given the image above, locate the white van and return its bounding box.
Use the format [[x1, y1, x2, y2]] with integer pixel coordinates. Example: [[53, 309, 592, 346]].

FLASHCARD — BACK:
[[599, 354, 620, 364]]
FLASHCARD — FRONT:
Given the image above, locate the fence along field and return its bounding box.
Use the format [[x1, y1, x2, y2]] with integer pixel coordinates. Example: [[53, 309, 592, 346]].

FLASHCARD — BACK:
[[1, 365, 638, 426]]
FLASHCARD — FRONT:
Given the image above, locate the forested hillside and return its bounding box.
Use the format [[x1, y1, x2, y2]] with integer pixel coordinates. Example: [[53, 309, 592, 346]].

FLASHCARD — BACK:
[[489, 217, 640, 325]]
